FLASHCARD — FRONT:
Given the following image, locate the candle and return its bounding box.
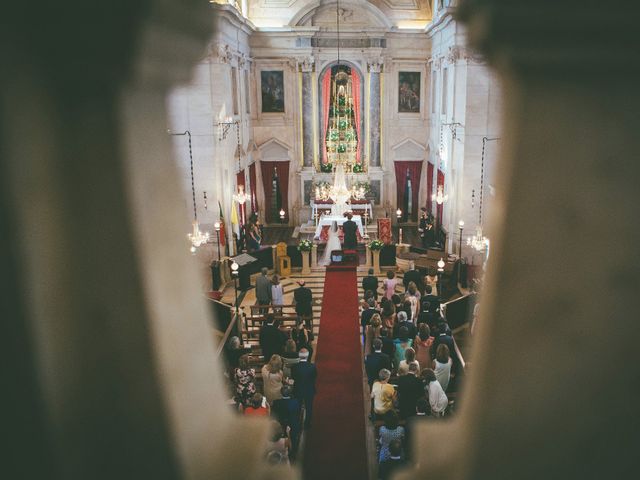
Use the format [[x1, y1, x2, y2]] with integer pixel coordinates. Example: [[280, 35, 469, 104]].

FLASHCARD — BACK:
[[399, 228, 403, 244]]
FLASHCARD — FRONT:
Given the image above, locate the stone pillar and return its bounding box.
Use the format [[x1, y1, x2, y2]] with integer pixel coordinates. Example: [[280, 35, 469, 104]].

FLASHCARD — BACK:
[[301, 251, 311, 275], [300, 56, 315, 168], [0, 2, 270, 478], [368, 60, 383, 167], [311, 244, 318, 269], [365, 244, 372, 268], [398, 3, 640, 480]]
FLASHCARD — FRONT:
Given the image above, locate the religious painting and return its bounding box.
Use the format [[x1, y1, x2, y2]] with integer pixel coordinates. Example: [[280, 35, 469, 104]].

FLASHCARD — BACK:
[[398, 71, 421, 113], [261, 70, 285, 113]]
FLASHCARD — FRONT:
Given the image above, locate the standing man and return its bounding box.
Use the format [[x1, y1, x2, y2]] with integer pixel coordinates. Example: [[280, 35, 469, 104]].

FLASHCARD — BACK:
[[293, 280, 313, 328], [418, 208, 430, 249], [362, 268, 379, 300], [403, 264, 423, 292], [255, 267, 272, 314], [291, 348, 317, 429], [342, 213, 358, 250]]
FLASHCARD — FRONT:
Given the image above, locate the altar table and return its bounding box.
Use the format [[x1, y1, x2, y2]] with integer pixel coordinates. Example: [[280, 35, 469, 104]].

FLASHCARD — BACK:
[[314, 215, 365, 240]]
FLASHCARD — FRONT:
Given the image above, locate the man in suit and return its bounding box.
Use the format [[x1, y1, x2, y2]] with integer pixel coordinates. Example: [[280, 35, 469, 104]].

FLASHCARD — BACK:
[[360, 297, 379, 340], [271, 384, 302, 458], [293, 280, 313, 328], [365, 338, 392, 386], [403, 264, 423, 292], [255, 267, 272, 313], [393, 311, 416, 340], [421, 285, 441, 314], [418, 208, 430, 249], [362, 268, 379, 300], [291, 348, 317, 429], [395, 363, 424, 419], [342, 213, 358, 250], [259, 313, 286, 362]]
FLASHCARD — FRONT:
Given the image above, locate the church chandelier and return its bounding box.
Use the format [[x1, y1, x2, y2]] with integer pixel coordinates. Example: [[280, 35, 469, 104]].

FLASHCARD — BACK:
[[467, 136, 499, 252]]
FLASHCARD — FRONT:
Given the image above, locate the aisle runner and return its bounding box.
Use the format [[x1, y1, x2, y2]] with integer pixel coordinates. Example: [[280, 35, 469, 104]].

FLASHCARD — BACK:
[[302, 266, 368, 480]]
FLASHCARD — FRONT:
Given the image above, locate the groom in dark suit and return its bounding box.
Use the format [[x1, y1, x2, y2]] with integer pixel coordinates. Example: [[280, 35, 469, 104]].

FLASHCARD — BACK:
[[342, 213, 358, 250]]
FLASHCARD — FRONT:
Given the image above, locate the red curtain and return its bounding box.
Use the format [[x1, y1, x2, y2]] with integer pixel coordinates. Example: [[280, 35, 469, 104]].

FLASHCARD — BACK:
[[351, 70, 362, 164], [437, 169, 445, 227], [236, 170, 246, 225], [394, 161, 423, 221], [426, 161, 434, 214], [248, 163, 258, 214], [260, 161, 289, 224], [321, 69, 332, 165]]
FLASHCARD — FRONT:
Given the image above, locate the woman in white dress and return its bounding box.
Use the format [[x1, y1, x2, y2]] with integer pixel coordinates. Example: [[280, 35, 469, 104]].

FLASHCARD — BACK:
[[319, 221, 342, 266], [271, 275, 284, 312]]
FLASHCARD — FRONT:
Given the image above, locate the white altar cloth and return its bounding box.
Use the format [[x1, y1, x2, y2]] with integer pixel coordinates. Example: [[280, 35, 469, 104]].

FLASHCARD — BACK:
[[314, 215, 365, 239]]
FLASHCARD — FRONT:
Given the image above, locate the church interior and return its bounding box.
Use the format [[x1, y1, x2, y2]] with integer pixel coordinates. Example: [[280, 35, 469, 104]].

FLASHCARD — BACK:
[[3, 1, 639, 479]]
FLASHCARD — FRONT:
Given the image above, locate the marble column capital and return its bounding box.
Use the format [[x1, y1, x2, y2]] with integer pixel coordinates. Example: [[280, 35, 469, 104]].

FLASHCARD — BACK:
[[297, 56, 315, 73], [368, 58, 384, 73]]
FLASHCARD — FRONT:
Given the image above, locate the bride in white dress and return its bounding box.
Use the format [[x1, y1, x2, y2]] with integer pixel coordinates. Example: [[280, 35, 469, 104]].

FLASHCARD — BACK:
[[319, 221, 342, 266]]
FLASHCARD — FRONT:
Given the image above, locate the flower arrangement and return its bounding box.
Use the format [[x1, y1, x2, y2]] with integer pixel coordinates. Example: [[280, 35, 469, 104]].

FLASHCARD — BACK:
[[320, 162, 333, 173], [368, 239, 385, 251], [352, 163, 364, 173], [298, 239, 313, 252]]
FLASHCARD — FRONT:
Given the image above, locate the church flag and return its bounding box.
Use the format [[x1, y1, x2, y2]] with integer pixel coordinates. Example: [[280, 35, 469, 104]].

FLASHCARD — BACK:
[[230, 200, 239, 235], [218, 201, 226, 248]]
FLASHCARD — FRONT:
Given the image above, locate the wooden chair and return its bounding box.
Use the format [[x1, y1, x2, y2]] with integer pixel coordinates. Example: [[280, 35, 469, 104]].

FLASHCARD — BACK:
[[276, 242, 291, 277]]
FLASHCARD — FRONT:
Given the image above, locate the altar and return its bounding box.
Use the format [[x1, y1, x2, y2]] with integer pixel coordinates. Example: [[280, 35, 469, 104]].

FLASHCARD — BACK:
[[314, 215, 365, 240], [311, 199, 373, 221]]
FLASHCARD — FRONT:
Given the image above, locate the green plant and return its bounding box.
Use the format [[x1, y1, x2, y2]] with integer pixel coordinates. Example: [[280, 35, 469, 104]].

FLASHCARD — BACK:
[[298, 239, 313, 252], [368, 239, 384, 250], [320, 163, 333, 173], [352, 163, 364, 173]]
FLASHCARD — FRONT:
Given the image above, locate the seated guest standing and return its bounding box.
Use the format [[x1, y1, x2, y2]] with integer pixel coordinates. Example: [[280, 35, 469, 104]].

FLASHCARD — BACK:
[[261, 354, 285, 405], [360, 297, 379, 339], [293, 279, 313, 327], [393, 326, 414, 369], [371, 369, 396, 417], [394, 311, 416, 340], [423, 368, 448, 417], [364, 313, 382, 356], [398, 347, 420, 375], [224, 335, 251, 374], [272, 385, 302, 460], [291, 348, 317, 428], [432, 320, 460, 371], [378, 410, 405, 463], [405, 398, 431, 460], [422, 284, 441, 314], [380, 299, 396, 330], [281, 339, 300, 378], [391, 294, 403, 317], [379, 439, 405, 480], [292, 318, 314, 357], [413, 323, 434, 369], [403, 265, 422, 292], [402, 299, 415, 323], [233, 354, 257, 408], [362, 268, 379, 300], [379, 328, 396, 359], [259, 313, 286, 363], [243, 392, 270, 416], [395, 363, 424, 419], [433, 344, 453, 392], [365, 338, 392, 386], [383, 270, 398, 300]]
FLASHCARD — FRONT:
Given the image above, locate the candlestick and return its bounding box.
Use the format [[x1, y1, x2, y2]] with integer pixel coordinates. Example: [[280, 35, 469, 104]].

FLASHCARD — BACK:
[[399, 228, 403, 244]]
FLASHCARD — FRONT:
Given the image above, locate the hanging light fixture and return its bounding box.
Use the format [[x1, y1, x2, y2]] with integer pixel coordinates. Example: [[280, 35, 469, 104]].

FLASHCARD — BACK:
[[432, 184, 448, 205], [467, 136, 495, 252], [170, 130, 210, 251]]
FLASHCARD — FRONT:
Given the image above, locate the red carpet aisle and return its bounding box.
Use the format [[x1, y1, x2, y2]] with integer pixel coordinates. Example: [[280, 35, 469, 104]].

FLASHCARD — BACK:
[[302, 266, 368, 480]]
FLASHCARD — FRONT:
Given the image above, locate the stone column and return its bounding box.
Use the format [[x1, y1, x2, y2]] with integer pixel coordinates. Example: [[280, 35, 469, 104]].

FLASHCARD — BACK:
[[368, 60, 383, 167], [398, 2, 640, 480], [365, 244, 372, 268], [300, 56, 315, 168], [311, 244, 318, 269]]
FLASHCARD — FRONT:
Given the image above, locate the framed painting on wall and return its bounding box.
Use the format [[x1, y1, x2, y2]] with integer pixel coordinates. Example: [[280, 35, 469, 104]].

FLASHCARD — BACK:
[[398, 71, 421, 113], [261, 70, 285, 113]]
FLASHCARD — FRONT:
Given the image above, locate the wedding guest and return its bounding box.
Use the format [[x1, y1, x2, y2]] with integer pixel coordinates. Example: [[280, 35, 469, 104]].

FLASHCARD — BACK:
[[379, 327, 396, 359], [365, 338, 392, 386], [394, 311, 416, 340], [413, 323, 434, 369], [255, 267, 272, 313], [403, 264, 422, 292], [393, 325, 414, 368], [396, 363, 424, 419], [379, 439, 405, 480], [364, 313, 382, 356], [380, 299, 396, 330], [423, 368, 448, 417], [378, 410, 405, 462], [271, 385, 302, 459], [281, 339, 300, 378], [383, 270, 398, 300], [293, 280, 313, 328], [243, 392, 269, 416], [360, 297, 379, 340], [233, 354, 257, 408], [371, 369, 396, 418], [259, 313, 286, 362], [261, 354, 285, 405], [291, 348, 317, 428], [424, 268, 438, 296], [398, 347, 420, 375], [363, 268, 379, 300], [433, 344, 453, 392], [265, 422, 291, 465], [271, 275, 284, 312], [292, 318, 314, 357]]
